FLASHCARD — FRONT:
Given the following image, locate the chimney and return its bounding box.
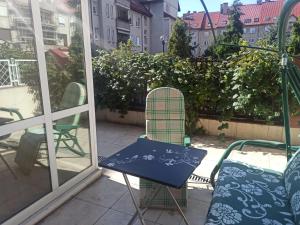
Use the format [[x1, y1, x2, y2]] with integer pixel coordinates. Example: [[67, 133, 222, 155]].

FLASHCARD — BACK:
[[257, 0, 262, 4], [220, 2, 229, 15]]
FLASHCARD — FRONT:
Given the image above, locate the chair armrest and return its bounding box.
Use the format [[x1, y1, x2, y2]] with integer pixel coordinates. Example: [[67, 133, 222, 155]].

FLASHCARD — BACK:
[[210, 139, 287, 188], [54, 124, 79, 131], [139, 134, 148, 139], [183, 136, 191, 147], [0, 107, 23, 120]]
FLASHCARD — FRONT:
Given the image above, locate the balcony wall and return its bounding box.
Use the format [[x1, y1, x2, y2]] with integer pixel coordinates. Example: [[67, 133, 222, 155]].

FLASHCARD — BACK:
[[96, 109, 300, 145]]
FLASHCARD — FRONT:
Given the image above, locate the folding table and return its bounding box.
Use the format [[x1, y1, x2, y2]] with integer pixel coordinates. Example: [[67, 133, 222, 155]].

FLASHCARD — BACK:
[[99, 138, 207, 225]]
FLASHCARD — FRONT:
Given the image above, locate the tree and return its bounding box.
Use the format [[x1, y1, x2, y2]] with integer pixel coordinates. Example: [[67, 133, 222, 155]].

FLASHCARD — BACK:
[[288, 17, 300, 56], [206, 0, 243, 58], [265, 24, 278, 46], [168, 19, 192, 58]]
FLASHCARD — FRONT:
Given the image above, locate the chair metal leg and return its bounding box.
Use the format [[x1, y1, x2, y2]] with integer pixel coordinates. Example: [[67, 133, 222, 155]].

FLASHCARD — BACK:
[[166, 186, 190, 225], [62, 132, 85, 156], [0, 153, 17, 179], [122, 173, 147, 225]]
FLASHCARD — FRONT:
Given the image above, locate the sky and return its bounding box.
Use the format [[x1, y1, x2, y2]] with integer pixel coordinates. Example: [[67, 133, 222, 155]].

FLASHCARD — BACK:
[[178, 0, 257, 16]]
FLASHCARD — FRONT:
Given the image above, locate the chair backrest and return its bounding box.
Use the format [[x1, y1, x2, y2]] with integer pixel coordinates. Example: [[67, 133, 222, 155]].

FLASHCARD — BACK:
[[145, 87, 185, 145], [57, 82, 86, 125], [284, 150, 300, 224]]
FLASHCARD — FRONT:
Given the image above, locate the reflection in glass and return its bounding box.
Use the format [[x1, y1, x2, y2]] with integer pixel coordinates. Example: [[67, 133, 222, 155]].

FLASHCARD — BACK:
[[0, 125, 51, 223], [0, 0, 43, 123], [54, 112, 92, 185], [39, 0, 88, 112]]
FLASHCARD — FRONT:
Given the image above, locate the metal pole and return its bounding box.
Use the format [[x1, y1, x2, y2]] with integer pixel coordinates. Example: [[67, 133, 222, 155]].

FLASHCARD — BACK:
[[281, 54, 292, 160]]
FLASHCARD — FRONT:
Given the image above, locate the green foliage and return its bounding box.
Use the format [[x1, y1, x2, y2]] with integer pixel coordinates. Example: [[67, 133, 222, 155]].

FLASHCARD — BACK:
[[168, 19, 192, 58], [225, 40, 284, 121], [266, 25, 278, 46], [205, 0, 243, 58], [93, 39, 298, 135], [93, 42, 152, 115], [288, 17, 300, 56]]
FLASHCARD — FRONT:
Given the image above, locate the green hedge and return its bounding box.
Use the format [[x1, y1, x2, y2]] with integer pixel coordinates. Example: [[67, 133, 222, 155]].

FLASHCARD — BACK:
[[93, 41, 297, 134]]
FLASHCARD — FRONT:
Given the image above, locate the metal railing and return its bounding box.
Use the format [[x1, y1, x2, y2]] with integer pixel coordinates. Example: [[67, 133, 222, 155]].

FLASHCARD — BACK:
[[0, 58, 37, 88]]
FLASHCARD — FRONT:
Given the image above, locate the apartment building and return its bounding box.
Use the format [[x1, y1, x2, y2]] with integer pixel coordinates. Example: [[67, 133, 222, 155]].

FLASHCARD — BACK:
[[130, 0, 152, 52], [90, 0, 117, 50], [89, 0, 180, 53], [183, 0, 300, 56], [141, 0, 179, 53], [0, 0, 76, 50]]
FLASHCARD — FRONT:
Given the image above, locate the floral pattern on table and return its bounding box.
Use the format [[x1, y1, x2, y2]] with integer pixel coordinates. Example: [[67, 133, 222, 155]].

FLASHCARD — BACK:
[[104, 146, 201, 168], [205, 160, 295, 225]]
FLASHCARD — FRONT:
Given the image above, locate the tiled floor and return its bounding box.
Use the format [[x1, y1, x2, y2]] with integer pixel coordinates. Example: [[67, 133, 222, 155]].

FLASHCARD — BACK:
[[38, 121, 288, 225]]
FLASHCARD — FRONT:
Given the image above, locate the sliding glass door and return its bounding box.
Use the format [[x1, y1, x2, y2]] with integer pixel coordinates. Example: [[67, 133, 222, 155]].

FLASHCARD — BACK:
[[0, 0, 97, 224]]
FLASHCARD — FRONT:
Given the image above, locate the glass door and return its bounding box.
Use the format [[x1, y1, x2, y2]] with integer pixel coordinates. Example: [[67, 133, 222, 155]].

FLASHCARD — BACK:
[[0, 0, 97, 224]]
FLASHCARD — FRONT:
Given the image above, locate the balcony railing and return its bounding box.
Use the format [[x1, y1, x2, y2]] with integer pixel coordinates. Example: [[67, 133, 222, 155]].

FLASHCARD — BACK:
[[115, 0, 130, 9], [0, 59, 37, 88], [116, 18, 130, 31]]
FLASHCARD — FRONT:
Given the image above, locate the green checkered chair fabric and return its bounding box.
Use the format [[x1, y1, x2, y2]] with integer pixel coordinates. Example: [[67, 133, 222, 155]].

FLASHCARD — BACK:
[[140, 87, 188, 209]]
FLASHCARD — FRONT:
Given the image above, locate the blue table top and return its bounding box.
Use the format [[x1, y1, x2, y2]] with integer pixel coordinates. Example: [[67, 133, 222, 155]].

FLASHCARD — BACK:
[[99, 138, 207, 188]]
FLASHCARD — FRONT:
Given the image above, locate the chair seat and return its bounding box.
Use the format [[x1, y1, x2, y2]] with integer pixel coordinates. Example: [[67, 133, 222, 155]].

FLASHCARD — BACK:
[[206, 160, 295, 225]]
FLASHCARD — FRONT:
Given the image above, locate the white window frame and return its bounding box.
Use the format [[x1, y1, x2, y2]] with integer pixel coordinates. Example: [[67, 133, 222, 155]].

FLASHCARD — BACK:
[[2, 1, 99, 224]]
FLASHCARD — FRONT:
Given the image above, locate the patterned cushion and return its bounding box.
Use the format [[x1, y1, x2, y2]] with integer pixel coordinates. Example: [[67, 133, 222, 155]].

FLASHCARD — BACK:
[[146, 120, 185, 145], [145, 87, 185, 120], [284, 150, 300, 224], [140, 87, 187, 209], [206, 160, 295, 225]]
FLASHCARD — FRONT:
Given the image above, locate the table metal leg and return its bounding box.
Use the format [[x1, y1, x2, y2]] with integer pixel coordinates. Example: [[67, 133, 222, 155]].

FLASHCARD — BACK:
[[166, 187, 190, 225], [122, 173, 147, 225], [128, 183, 163, 225]]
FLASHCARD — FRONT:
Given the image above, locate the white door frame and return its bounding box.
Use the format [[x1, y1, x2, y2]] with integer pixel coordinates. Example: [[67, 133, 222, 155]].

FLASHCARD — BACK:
[[2, 0, 100, 224]]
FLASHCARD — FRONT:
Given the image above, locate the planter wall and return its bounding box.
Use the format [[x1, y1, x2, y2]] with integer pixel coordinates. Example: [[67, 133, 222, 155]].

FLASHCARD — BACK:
[[96, 109, 300, 145]]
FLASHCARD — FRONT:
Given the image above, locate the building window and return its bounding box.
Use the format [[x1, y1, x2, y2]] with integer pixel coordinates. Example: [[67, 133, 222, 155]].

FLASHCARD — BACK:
[[204, 40, 208, 46], [144, 16, 148, 26], [106, 4, 109, 18], [130, 13, 133, 25], [244, 18, 251, 24], [137, 37, 140, 46], [254, 17, 259, 22], [243, 28, 247, 34], [95, 27, 99, 40], [144, 36, 147, 44], [0, 5, 8, 17], [110, 5, 114, 19], [204, 31, 209, 37], [144, 29, 147, 35], [112, 29, 115, 42], [41, 10, 52, 24], [264, 26, 271, 32], [249, 27, 256, 34], [58, 16, 65, 26], [265, 16, 271, 22], [92, 1, 98, 15], [136, 17, 141, 27], [107, 27, 110, 42]]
